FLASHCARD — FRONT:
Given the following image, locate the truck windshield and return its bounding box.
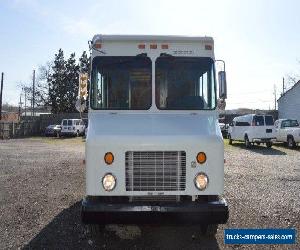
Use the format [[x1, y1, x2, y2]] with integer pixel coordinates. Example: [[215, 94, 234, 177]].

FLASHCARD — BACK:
[[155, 57, 216, 110], [282, 119, 299, 127], [91, 56, 152, 110]]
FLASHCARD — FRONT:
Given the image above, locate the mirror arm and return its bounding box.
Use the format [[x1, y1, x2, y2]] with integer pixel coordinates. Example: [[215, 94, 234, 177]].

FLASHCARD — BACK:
[[215, 59, 226, 71]]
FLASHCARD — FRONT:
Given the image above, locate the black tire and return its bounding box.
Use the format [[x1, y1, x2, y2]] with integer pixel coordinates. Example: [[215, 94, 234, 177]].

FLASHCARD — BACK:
[[244, 135, 251, 148], [256, 142, 261, 146], [287, 136, 296, 149], [266, 141, 272, 148], [200, 224, 218, 237], [228, 134, 233, 145]]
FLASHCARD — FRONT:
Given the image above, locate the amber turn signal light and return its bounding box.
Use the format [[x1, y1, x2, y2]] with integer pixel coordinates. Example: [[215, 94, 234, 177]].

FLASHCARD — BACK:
[[196, 152, 206, 164], [104, 152, 114, 165]]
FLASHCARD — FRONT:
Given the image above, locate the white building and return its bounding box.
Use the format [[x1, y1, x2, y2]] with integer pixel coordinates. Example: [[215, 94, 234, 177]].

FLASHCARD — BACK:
[[277, 81, 300, 122]]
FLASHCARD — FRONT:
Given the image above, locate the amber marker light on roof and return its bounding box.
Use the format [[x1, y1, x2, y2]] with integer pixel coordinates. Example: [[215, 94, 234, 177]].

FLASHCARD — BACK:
[[205, 44, 212, 50], [94, 43, 102, 49], [150, 44, 157, 49], [104, 152, 114, 165], [196, 152, 207, 164]]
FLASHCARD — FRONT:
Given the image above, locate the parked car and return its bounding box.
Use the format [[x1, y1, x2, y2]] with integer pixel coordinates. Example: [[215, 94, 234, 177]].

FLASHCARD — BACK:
[[274, 119, 300, 148], [60, 119, 85, 137], [45, 124, 61, 137], [228, 114, 275, 148]]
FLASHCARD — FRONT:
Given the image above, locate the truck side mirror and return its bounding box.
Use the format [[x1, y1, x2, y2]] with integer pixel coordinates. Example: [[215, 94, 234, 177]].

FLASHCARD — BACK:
[[218, 71, 227, 99]]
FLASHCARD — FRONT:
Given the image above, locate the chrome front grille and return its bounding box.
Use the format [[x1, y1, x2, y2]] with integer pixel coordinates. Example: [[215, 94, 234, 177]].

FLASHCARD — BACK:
[[125, 151, 186, 191]]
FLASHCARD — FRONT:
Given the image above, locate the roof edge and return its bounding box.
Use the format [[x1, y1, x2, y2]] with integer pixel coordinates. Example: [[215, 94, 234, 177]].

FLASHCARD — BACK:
[[92, 34, 214, 43]]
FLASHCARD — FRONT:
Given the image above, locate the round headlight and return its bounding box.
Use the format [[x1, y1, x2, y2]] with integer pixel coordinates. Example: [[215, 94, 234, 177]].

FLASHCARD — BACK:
[[102, 173, 116, 191], [194, 173, 208, 190]]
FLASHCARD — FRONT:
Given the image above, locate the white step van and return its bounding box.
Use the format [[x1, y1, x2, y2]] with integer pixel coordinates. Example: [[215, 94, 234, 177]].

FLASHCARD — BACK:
[[60, 119, 85, 136], [81, 35, 229, 236], [228, 114, 275, 148]]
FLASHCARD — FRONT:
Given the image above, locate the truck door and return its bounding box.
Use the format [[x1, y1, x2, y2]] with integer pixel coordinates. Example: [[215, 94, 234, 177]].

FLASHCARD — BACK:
[[274, 120, 279, 140], [68, 119, 73, 132], [252, 115, 266, 138], [279, 120, 288, 141], [62, 119, 68, 133], [264, 115, 274, 138]]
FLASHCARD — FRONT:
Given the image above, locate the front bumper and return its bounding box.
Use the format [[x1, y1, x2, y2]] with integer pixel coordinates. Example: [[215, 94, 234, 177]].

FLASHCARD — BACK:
[[81, 197, 229, 225]]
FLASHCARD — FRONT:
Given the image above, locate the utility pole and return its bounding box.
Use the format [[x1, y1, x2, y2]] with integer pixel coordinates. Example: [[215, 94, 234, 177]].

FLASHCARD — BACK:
[[24, 87, 27, 117], [18, 92, 23, 120], [273, 85, 277, 110], [32, 70, 35, 118], [0, 72, 4, 120], [282, 77, 285, 95]]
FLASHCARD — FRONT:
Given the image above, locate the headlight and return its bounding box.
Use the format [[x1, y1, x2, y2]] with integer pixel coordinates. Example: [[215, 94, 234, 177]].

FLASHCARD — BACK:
[[194, 173, 208, 190], [102, 173, 116, 191]]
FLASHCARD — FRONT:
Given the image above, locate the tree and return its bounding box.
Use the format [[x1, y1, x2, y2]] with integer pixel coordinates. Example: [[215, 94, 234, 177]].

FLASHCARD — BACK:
[[79, 51, 90, 111], [65, 52, 79, 112], [79, 51, 90, 74], [35, 61, 52, 109], [48, 49, 66, 113]]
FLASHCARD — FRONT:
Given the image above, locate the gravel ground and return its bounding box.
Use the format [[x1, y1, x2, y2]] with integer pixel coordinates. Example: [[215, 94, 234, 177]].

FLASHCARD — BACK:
[[0, 138, 299, 249]]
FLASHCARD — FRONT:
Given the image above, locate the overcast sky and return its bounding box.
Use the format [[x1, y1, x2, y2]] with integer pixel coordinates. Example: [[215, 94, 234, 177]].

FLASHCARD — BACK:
[[1, 0, 300, 109]]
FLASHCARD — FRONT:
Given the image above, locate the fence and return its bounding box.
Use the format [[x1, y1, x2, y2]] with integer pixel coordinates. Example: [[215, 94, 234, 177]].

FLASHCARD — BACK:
[[0, 120, 40, 139], [0, 112, 88, 139]]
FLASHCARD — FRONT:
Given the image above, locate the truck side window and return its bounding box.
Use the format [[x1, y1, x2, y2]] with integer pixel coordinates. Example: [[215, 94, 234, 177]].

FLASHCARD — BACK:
[[253, 116, 264, 126]]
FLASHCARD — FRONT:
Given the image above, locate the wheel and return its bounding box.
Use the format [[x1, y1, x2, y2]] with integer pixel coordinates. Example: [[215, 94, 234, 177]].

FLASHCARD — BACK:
[[256, 142, 261, 146], [266, 141, 272, 148], [200, 224, 218, 237], [244, 136, 251, 148], [287, 136, 296, 148], [228, 134, 233, 145]]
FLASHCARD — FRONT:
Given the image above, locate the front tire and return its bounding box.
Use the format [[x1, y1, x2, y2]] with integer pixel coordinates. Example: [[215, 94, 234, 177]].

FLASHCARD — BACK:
[[245, 135, 251, 148], [228, 134, 233, 145], [287, 136, 296, 148]]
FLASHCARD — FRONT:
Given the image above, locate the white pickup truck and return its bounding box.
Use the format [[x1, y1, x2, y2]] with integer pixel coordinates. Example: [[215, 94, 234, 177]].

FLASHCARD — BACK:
[[274, 119, 300, 148]]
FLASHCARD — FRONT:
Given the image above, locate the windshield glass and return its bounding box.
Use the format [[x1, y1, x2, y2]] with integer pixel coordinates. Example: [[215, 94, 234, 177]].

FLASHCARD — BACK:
[[91, 56, 152, 110], [282, 119, 299, 127], [155, 57, 216, 110]]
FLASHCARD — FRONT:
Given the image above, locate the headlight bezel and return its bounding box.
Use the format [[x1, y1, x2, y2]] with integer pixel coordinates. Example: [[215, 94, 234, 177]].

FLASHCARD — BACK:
[[194, 172, 209, 191], [102, 173, 117, 191]]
